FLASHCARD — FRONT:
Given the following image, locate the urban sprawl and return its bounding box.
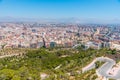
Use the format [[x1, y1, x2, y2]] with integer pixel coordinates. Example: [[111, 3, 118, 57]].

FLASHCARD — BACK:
[[0, 22, 120, 50]]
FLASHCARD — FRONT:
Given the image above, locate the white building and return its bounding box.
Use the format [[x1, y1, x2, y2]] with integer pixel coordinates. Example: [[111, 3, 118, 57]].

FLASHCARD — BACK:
[[110, 42, 120, 50]]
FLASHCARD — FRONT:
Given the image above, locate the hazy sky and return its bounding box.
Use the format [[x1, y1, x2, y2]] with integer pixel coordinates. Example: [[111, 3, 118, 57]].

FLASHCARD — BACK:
[[0, 0, 120, 20]]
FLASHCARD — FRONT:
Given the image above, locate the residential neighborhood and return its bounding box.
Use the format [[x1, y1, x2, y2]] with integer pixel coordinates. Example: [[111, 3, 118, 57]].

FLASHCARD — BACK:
[[0, 23, 120, 51]]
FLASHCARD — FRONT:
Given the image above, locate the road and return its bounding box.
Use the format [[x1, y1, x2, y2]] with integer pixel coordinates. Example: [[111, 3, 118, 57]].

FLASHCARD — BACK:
[[0, 54, 20, 58], [82, 57, 120, 79]]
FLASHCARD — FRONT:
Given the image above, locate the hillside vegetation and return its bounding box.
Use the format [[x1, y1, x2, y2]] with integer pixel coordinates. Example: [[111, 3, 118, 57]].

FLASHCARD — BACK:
[[0, 47, 119, 80]]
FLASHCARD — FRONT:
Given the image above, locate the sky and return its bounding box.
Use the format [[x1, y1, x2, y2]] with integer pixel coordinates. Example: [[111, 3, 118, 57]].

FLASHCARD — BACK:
[[0, 0, 120, 22]]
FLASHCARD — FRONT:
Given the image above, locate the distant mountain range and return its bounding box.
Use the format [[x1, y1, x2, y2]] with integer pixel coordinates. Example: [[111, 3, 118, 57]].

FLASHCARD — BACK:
[[0, 17, 120, 24], [0, 17, 81, 23]]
